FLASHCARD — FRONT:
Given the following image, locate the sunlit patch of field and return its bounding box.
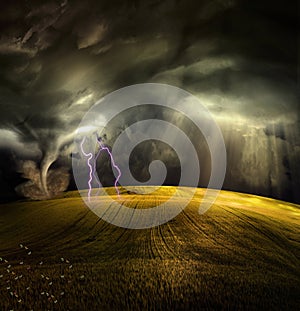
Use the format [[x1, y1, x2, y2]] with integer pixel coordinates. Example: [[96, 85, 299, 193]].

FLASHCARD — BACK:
[[0, 187, 299, 310]]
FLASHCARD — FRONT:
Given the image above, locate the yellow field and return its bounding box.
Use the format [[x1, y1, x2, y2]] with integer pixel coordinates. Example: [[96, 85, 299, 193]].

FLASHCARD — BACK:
[[0, 187, 299, 310]]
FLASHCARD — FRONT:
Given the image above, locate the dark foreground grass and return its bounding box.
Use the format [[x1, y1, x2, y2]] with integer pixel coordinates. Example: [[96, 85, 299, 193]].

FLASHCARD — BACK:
[[1, 259, 299, 310], [0, 187, 299, 310]]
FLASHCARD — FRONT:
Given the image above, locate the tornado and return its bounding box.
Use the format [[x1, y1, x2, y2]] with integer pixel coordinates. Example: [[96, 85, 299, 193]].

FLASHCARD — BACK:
[[40, 149, 59, 197]]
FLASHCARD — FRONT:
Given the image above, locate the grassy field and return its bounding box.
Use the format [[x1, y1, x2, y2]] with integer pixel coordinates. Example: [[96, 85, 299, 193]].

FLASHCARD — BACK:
[[0, 186, 299, 310]]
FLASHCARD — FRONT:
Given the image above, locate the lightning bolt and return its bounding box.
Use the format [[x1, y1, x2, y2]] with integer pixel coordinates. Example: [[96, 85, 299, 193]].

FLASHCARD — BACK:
[[80, 136, 121, 200], [96, 137, 121, 197], [80, 137, 93, 201]]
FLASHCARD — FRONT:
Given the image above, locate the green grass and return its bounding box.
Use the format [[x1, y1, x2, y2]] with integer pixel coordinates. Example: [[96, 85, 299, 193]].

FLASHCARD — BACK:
[[0, 187, 299, 310]]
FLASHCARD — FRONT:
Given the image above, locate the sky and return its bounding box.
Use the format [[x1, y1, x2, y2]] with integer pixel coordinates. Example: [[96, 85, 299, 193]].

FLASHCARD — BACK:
[[0, 0, 299, 203]]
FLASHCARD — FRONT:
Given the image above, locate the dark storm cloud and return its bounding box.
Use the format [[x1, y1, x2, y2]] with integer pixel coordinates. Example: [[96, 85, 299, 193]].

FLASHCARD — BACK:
[[264, 122, 300, 144], [264, 123, 287, 141], [0, 0, 298, 202]]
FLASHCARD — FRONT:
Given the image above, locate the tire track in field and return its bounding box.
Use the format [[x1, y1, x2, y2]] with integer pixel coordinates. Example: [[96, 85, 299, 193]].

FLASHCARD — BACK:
[[145, 199, 179, 260], [155, 205, 180, 259], [0, 207, 92, 261], [179, 209, 221, 247], [222, 205, 289, 248], [113, 198, 149, 259], [153, 226, 165, 259], [178, 207, 257, 261], [164, 220, 183, 257], [158, 198, 184, 259], [22, 209, 92, 252], [150, 226, 163, 259], [91, 197, 145, 259], [146, 229, 156, 260], [132, 196, 158, 260], [84, 197, 129, 241], [221, 205, 300, 265], [82, 217, 112, 242]]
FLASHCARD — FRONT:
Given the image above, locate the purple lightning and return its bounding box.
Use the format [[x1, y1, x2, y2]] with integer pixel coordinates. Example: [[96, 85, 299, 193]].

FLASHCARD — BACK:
[[80, 137, 93, 201], [80, 136, 121, 200], [96, 137, 122, 197]]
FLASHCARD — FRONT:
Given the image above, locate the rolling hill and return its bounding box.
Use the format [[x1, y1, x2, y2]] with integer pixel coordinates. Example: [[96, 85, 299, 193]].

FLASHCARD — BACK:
[[0, 187, 299, 310]]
